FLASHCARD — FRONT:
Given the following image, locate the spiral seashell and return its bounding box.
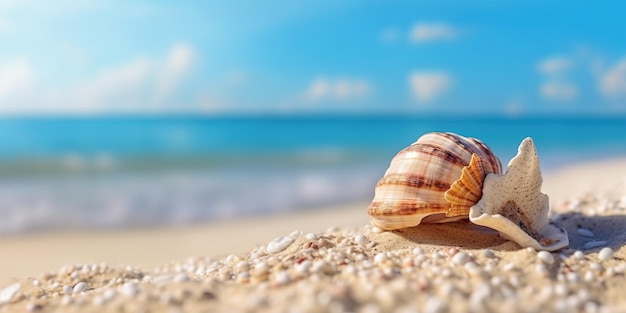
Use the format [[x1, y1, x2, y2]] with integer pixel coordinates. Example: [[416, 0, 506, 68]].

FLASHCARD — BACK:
[[367, 132, 502, 230]]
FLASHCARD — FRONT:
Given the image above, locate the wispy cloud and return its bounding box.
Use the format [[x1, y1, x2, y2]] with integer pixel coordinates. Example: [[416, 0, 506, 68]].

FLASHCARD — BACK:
[[540, 81, 578, 101], [408, 72, 452, 102], [305, 78, 371, 102], [155, 44, 195, 103], [0, 43, 196, 114], [537, 54, 577, 101], [0, 58, 35, 102], [72, 57, 154, 111], [599, 57, 626, 98], [72, 43, 195, 112], [537, 56, 573, 76], [409, 22, 458, 43]]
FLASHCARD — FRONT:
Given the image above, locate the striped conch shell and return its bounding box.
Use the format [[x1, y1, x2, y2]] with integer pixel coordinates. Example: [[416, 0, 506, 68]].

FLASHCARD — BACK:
[[368, 132, 502, 230]]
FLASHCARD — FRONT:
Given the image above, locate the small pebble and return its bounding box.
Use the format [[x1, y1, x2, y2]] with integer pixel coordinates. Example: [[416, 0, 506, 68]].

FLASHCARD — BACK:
[[452, 252, 470, 266], [554, 284, 568, 296], [174, 273, 189, 282], [412, 247, 424, 255], [295, 260, 311, 273], [572, 251, 584, 260], [566, 272, 580, 283], [464, 262, 482, 276], [372, 226, 383, 234], [225, 254, 238, 263], [312, 261, 333, 275], [274, 271, 291, 285], [424, 296, 448, 313], [63, 285, 73, 295], [305, 233, 317, 241], [354, 234, 369, 245], [483, 249, 496, 258], [72, 282, 87, 294], [254, 262, 270, 275], [102, 289, 117, 302], [237, 272, 250, 282], [614, 263, 626, 273], [598, 247, 614, 261], [60, 295, 72, 306], [374, 253, 387, 263], [577, 228, 595, 238], [536, 263, 548, 275], [25, 302, 42, 311], [590, 263, 603, 272], [266, 237, 295, 254], [537, 251, 555, 264], [584, 241, 607, 249], [120, 282, 139, 296], [236, 261, 249, 272]]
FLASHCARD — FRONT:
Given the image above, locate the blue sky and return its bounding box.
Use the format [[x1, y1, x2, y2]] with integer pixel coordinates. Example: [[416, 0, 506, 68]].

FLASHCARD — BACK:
[[1, 0, 626, 115]]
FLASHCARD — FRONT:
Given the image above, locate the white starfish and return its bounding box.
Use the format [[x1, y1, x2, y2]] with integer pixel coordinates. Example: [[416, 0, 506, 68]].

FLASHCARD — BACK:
[[469, 137, 569, 251]]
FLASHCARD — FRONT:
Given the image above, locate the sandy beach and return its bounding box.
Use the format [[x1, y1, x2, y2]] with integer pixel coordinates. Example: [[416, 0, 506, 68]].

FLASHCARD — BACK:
[[1, 158, 626, 312]]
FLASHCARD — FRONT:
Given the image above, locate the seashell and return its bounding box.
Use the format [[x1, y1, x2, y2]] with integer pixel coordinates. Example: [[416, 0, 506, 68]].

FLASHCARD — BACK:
[[469, 137, 569, 251], [367, 132, 502, 230]]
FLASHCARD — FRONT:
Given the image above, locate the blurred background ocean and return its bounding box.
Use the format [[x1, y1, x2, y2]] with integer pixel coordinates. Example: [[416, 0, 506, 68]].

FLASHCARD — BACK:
[[0, 1, 625, 234]]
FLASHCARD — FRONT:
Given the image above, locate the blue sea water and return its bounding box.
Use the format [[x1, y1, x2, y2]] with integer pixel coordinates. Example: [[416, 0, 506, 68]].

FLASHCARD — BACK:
[[0, 115, 625, 234]]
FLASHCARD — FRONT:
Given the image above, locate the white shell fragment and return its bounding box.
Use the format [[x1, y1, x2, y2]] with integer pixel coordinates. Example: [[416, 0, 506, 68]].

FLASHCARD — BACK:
[[73, 282, 87, 294], [0, 283, 21, 304], [266, 237, 295, 254], [469, 138, 569, 251], [598, 247, 614, 261]]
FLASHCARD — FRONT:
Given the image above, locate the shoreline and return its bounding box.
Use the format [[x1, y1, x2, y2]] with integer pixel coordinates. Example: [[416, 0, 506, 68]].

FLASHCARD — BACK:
[[0, 202, 370, 287], [2, 156, 626, 285]]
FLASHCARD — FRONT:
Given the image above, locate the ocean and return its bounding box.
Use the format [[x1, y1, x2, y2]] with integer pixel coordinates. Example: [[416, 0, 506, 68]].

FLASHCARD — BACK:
[[0, 115, 625, 234]]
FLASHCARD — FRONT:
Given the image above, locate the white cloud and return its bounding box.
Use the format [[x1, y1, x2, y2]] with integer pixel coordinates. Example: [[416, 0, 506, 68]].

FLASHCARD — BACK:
[[305, 78, 371, 102], [408, 72, 452, 102], [536, 53, 579, 102], [537, 56, 573, 76], [155, 44, 195, 103], [540, 81, 578, 101], [72, 57, 154, 111], [0, 43, 196, 114], [0, 58, 35, 101], [599, 58, 626, 98], [409, 22, 458, 43]]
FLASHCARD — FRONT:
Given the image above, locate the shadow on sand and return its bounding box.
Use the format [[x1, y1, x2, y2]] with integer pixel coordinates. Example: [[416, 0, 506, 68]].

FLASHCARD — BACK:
[[556, 212, 626, 253], [372, 221, 513, 251], [372, 213, 626, 253]]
